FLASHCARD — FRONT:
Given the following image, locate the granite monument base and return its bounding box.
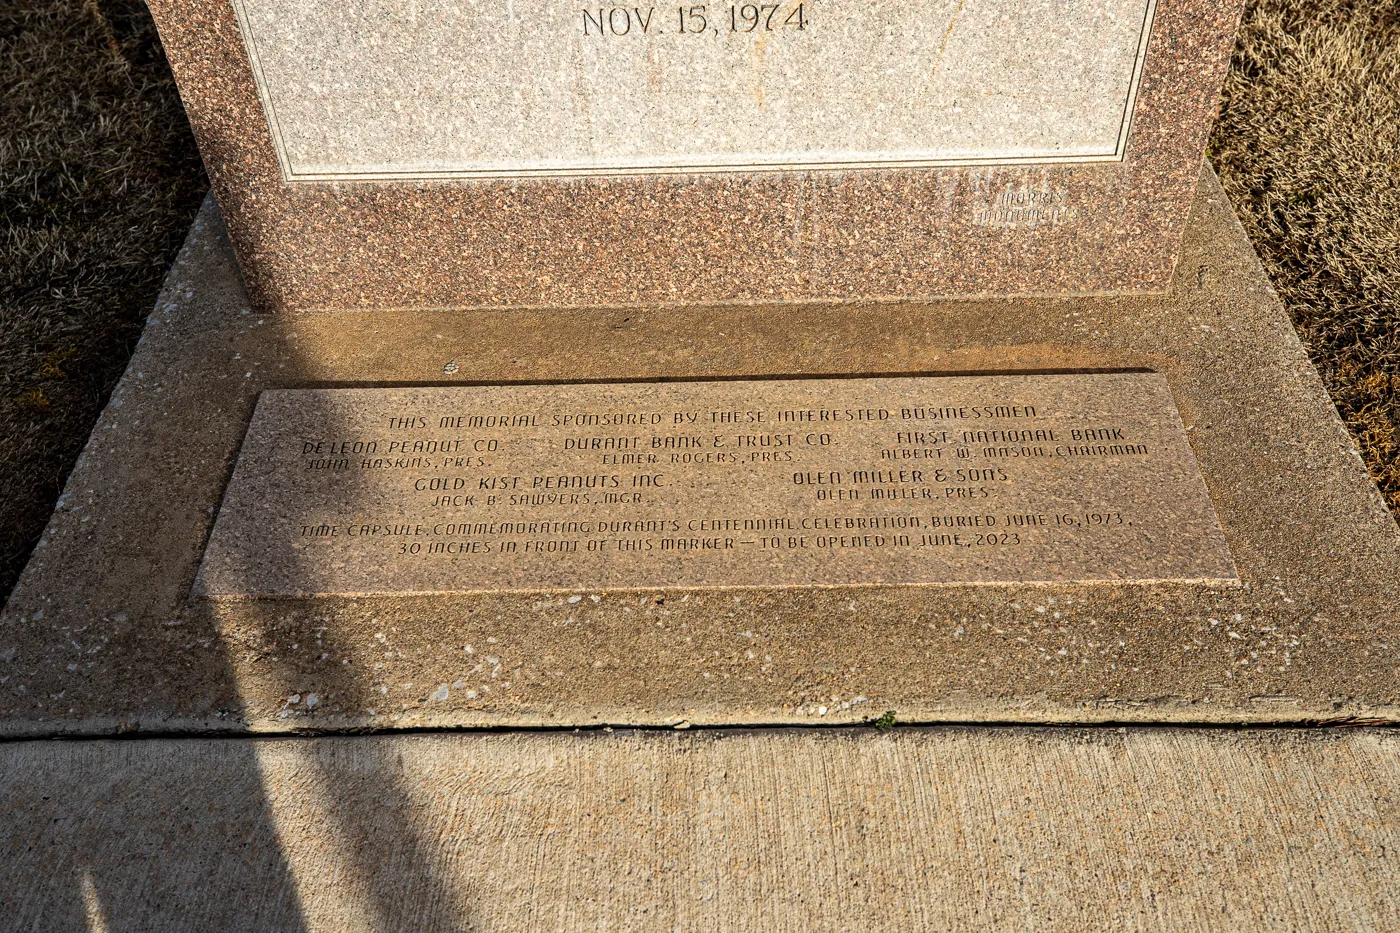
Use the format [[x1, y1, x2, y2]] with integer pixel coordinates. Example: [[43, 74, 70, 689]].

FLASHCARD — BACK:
[[148, 0, 1244, 309], [3, 166, 1397, 736]]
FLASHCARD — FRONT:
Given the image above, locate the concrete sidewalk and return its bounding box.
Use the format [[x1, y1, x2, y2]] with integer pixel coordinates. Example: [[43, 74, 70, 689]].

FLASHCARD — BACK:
[[4, 726, 1397, 932]]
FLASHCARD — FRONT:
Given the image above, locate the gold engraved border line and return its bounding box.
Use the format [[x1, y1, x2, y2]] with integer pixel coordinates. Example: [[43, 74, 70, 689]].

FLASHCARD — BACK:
[[230, 0, 298, 184], [1114, 0, 1160, 161]]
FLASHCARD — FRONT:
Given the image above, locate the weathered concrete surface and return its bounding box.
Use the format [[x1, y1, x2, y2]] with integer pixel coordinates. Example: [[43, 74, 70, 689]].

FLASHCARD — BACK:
[[3, 166, 1398, 735], [3, 727, 1398, 932]]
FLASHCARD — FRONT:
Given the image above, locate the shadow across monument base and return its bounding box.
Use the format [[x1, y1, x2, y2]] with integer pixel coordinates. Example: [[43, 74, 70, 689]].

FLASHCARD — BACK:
[[2, 165, 1397, 738]]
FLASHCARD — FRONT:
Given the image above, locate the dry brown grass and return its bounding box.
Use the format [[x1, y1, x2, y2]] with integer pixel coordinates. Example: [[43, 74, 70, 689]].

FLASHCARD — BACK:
[[0, 0, 206, 604], [1211, 0, 1400, 513], [0, 1, 1396, 606]]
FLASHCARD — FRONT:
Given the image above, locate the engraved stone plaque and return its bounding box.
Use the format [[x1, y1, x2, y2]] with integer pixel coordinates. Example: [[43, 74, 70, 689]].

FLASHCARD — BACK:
[[232, 0, 1158, 180], [195, 374, 1235, 596]]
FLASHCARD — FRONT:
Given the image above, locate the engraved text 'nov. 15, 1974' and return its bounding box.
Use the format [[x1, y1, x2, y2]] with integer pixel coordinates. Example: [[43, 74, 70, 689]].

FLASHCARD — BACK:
[[232, 0, 1159, 179]]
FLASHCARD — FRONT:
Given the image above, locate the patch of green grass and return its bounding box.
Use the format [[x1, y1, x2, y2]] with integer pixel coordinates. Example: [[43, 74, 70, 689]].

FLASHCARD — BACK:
[[872, 710, 898, 730], [1210, 0, 1400, 514], [0, 0, 207, 605]]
